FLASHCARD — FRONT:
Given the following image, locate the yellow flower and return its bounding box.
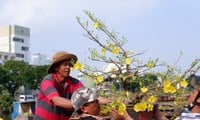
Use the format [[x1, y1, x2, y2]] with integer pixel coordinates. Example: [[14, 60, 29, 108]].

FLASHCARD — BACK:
[[169, 86, 177, 93], [112, 47, 119, 55], [166, 80, 171, 85], [147, 60, 155, 68], [140, 87, 148, 93], [94, 21, 100, 29], [101, 48, 106, 55], [125, 58, 131, 65], [72, 62, 84, 70], [163, 85, 170, 93], [125, 91, 129, 97], [164, 80, 171, 87], [147, 104, 154, 112], [163, 80, 172, 93], [148, 95, 157, 103], [164, 85, 177, 94], [109, 102, 116, 109], [174, 101, 178, 106], [134, 102, 147, 112], [118, 103, 126, 115], [0, 118, 3, 120], [180, 80, 188, 88], [94, 75, 104, 84]]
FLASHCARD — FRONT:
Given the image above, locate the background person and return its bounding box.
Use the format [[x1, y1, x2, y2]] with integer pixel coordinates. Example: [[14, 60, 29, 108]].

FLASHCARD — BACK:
[[35, 51, 84, 120], [175, 74, 200, 120]]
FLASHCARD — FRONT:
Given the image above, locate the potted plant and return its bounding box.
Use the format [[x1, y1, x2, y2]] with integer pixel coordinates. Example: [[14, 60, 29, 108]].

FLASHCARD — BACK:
[[72, 10, 200, 119]]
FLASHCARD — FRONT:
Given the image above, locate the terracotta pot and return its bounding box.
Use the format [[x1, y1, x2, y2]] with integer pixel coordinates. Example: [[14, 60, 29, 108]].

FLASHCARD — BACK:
[[126, 108, 155, 120], [138, 111, 154, 120]]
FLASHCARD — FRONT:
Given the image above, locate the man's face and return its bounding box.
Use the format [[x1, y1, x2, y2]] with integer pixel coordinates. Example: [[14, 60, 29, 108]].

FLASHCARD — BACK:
[[57, 61, 73, 78], [81, 99, 101, 115]]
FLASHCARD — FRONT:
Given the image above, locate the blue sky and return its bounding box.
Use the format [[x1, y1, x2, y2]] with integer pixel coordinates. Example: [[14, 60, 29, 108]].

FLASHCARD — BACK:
[[1, 0, 200, 73]]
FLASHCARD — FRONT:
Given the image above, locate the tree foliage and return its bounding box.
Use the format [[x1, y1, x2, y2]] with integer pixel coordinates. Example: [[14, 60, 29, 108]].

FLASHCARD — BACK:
[[0, 60, 48, 119], [1, 60, 29, 97], [0, 60, 48, 96]]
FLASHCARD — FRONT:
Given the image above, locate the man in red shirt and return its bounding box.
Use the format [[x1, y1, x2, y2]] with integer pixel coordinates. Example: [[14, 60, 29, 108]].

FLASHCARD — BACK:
[[35, 51, 83, 120]]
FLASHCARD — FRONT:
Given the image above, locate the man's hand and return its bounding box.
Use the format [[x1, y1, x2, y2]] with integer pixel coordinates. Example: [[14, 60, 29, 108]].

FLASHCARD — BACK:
[[97, 96, 112, 104]]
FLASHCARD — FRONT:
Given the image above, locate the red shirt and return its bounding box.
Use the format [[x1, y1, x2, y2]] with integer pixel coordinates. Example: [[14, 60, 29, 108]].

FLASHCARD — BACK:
[[35, 74, 83, 120]]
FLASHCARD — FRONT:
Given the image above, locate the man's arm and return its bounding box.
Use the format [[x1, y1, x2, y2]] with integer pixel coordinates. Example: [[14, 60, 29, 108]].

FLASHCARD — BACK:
[[51, 96, 74, 110]]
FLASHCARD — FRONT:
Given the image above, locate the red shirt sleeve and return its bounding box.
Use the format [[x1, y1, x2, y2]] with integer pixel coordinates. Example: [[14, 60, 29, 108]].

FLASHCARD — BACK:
[[41, 79, 59, 101]]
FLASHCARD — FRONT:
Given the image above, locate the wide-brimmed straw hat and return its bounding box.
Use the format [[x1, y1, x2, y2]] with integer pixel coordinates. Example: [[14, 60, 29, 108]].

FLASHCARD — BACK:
[[189, 74, 200, 91], [47, 51, 77, 73]]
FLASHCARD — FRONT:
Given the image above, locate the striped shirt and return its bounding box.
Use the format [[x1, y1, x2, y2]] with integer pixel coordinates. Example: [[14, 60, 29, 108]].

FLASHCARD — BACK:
[[35, 74, 83, 120]]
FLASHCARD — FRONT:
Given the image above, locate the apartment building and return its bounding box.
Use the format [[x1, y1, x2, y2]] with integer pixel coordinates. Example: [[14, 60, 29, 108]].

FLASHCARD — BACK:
[[0, 25, 30, 64]]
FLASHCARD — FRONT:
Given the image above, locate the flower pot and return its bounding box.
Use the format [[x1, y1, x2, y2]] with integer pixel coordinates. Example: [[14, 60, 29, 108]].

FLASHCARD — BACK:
[[138, 111, 154, 120]]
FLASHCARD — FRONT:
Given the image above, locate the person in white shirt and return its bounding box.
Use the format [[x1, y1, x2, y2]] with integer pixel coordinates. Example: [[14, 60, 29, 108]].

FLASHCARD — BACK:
[[175, 74, 200, 120]]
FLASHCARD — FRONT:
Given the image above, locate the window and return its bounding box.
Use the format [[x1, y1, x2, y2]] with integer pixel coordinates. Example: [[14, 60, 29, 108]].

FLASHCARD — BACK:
[[16, 53, 24, 58], [21, 46, 29, 51], [4, 55, 8, 60], [13, 37, 24, 43]]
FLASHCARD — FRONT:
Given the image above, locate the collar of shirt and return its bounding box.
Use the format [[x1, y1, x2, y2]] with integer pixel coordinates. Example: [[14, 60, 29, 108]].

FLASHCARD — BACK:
[[181, 112, 200, 117]]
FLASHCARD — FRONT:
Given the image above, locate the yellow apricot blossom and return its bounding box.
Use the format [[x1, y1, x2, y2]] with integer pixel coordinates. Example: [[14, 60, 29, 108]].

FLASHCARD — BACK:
[[164, 80, 171, 87], [125, 91, 129, 97], [164, 85, 177, 94], [125, 58, 131, 65], [134, 102, 147, 112], [72, 62, 84, 70], [163, 80, 172, 93], [140, 87, 148, 93], [147, 104, 154, 112], [109, 102, 116, 109], [94, 75, 104, 84], [118, 103, 126, 115], [148, 95, 157, 103], [169, 86, 177, 93], [101, 48, 106, 55], [180, 80, 188, 88], [147, 60, 155, 68], [94, 21, 100, 29], [112, 47, 119, 55]]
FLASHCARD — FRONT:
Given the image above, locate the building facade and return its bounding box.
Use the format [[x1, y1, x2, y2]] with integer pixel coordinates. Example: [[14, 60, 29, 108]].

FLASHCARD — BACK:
[[0, 25, 30, 64]]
